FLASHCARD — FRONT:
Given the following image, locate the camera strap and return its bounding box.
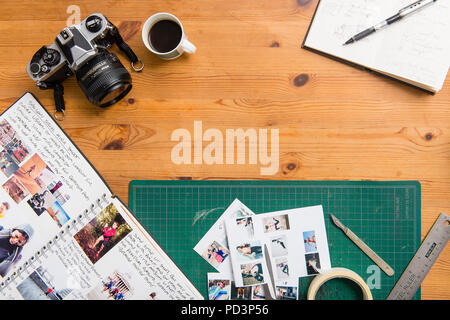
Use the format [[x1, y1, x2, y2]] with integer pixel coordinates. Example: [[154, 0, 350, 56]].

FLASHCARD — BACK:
[[53, 83, 65, 119], [31, 46, 48, 63], [36, 82, 65, 121], [110, 26, 144, 72]]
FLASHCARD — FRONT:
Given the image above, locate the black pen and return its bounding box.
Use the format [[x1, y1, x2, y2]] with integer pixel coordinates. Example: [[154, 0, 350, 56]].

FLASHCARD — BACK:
[[344, 0, 437, 45]]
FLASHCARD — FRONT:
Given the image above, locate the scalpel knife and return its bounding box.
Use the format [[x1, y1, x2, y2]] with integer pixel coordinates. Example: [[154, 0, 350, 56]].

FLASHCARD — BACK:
[[330, 213, 395, 276]]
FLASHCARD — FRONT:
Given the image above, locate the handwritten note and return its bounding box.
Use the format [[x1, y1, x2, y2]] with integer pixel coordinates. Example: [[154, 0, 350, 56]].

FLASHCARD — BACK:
[[304, 0, 450, 92]]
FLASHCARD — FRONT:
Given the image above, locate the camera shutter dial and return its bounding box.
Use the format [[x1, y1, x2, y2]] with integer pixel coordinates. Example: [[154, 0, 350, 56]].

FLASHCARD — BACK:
[[86, 15, 103, 32], [43, 49, 61, 66]]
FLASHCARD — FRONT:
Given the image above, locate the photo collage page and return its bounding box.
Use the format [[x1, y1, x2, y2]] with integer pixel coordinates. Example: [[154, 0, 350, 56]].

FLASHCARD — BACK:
[[0, 94, 203, 300], [0, 118, 72, 279], [225, 205, 331, 299]]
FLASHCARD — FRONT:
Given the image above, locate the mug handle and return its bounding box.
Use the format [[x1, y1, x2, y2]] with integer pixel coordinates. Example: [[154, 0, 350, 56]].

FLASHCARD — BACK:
[[181, 39, 196, 54]]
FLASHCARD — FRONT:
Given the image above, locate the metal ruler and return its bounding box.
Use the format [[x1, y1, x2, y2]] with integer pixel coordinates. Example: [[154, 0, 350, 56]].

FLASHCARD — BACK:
[[387, 213, 450, 300]]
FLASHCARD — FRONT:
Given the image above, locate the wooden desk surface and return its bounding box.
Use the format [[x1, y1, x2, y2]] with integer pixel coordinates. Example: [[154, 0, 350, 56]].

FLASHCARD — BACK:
[[0, 0, 448, 299]]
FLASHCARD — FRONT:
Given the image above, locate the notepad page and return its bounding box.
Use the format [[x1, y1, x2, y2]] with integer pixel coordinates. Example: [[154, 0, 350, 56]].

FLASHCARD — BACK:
[[304, 0, 397, 68], [304, 0, 450, 92], [373, 0, 450, 92]]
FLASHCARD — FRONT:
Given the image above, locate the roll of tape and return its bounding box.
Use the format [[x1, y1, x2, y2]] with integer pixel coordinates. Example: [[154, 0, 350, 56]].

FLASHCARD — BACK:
[[307, 267, 373, 300]]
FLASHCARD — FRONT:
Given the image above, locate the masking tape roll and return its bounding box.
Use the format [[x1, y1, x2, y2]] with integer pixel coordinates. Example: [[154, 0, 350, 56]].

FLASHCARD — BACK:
[[307, 267, 373, 300]]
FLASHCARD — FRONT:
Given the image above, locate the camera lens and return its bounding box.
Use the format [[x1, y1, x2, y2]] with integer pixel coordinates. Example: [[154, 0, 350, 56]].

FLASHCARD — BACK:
[[76, 50, 132, 108]]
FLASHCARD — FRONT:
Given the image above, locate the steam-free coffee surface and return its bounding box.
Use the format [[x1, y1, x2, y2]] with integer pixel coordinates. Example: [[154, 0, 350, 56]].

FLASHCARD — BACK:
[[149, 20, 182, 53]]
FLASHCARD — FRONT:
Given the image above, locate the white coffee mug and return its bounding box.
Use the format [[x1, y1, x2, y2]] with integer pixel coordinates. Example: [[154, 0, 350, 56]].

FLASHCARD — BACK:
[[142, 12, 196, 60]]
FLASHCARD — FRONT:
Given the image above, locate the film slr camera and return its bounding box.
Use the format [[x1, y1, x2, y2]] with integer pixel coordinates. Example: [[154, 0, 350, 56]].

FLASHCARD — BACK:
[[27, 13, 144, 120]]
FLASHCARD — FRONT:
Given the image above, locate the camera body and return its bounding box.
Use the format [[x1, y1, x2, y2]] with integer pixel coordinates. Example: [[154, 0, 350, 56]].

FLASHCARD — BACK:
[[27, 13, 142, 118]]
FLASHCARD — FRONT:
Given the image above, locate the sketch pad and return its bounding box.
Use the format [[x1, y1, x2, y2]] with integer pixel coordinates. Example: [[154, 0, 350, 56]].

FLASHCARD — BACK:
[[303, 0, 450, 93]]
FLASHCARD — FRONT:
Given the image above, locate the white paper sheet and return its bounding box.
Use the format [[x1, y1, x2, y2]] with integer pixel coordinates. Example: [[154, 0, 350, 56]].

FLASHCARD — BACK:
[[225, 205, 331, 288], [193, 199, 255, 274]]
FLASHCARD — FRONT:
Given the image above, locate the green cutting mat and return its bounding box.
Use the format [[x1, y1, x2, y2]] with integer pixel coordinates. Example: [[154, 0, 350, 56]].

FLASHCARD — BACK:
[[129, 180, 421, 300]]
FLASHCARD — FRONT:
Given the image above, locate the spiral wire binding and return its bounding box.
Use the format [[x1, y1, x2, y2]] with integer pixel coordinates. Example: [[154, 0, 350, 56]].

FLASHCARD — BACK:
[[0, 193, 110, 292]]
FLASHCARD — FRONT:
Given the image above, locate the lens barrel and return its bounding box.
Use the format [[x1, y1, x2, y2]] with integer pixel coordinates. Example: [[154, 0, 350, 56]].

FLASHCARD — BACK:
[[76, 50, 132, 108]]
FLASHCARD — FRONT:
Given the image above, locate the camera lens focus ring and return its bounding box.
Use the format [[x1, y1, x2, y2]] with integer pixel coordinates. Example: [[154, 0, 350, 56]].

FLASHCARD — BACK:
[[76, 50, 132, 108], [86, 68, 130, 101]]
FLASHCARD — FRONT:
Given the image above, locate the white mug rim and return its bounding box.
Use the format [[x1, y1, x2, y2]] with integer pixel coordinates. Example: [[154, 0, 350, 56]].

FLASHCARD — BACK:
[[142, 12, 186, 56]]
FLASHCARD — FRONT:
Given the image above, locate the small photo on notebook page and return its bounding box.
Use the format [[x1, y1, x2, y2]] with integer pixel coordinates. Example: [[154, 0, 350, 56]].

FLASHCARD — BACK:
[[74, 203, 133, 264]]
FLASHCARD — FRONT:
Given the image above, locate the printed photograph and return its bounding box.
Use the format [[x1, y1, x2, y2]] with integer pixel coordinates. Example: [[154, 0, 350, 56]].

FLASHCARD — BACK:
[[235, 240, 263, 262], [201, 241, 229, 268], [46, 201, 70, 228], [305, 252, 321, 275], [149, 292, 158, 300], [27, 188, 57, 216], [52, 191, 70, 206], [303, 230, 318, 253], [275, 257, 289, 279], [252, 284, 266, 300], [0, 120, 19, 148], [233, 205, 254, 218], [48, 181, 70, 206], [87, 270, 133, 300], [241, 262, 264, 286], [230, 281, 251, 300], [74, 203, 132, 264], [0, 149, 19, 178], [4, 137, 31, 165], [235, 217, 254, 237], [16, 256, 72, 300], [208, 279, 231, 300], [263, 214, 290, 233], [0, 197, 11, 219], [276, 286, 298, 300], [47, 181, 62, 194], [0, 223, 35, 277], [270, 235, 288, 257], [2, 176, 29, 203], [14, 154, 55, 195]]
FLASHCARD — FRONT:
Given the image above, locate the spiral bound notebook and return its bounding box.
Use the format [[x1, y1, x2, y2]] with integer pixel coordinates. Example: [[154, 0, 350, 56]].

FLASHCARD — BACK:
[[302, 0, 450, 93], [0, 92, 202, 300]]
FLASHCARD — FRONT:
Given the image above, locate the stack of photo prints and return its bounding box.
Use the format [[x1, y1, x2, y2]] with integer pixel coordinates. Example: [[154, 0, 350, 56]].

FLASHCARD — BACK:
[[194, 199, 331, 300]]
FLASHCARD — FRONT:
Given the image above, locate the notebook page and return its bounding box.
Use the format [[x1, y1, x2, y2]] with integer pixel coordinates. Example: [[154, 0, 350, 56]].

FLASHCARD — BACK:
[[373, 0, 450, 91], [304, 0, 396, 68], [304, 0, 450, 92], [0, 93, 113, 282]]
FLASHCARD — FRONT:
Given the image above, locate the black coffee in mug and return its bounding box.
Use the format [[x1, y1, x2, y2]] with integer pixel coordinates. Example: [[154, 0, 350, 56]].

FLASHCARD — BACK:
[[149, 20, 182, 53]]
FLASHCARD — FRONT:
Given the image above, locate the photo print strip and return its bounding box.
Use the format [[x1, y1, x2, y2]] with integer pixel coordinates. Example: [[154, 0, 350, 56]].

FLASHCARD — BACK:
[[225, 215, 274, 290], [194, 199, 255, 273]]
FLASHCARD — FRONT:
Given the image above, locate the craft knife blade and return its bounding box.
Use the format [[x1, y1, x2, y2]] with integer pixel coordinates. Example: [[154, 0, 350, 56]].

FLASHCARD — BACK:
[[330, 213, 395, 276]]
